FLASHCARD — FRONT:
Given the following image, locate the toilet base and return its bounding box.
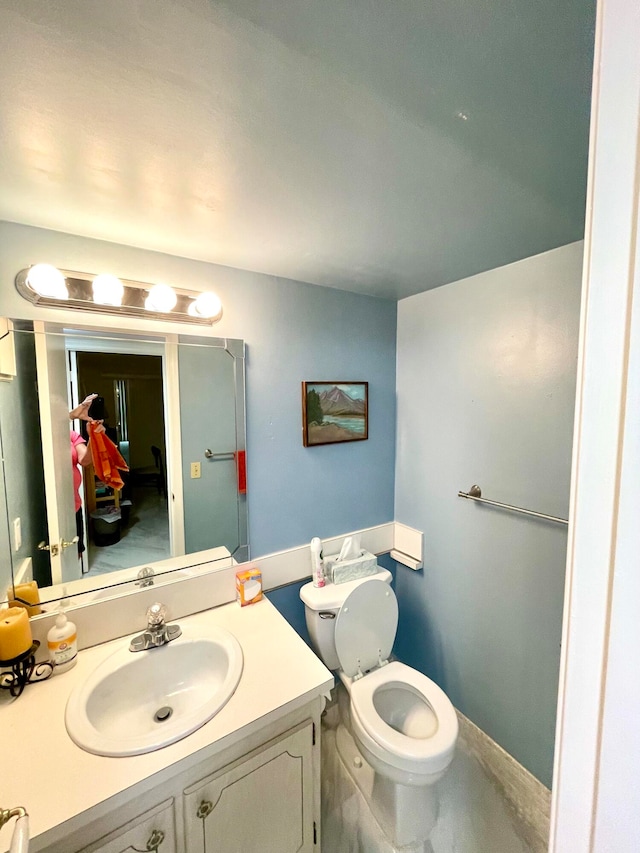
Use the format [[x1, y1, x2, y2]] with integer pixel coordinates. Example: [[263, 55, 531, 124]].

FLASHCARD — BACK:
[[336, 722, 439, 849], [372, 770, 439, 848]]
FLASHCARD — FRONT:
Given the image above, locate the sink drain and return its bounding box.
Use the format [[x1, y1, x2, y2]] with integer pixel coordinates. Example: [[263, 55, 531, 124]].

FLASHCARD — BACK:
[[154, 706, 173, 723]]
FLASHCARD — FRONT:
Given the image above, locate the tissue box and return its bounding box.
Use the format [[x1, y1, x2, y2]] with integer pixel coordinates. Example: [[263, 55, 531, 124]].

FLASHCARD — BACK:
[[326, 551, 379, 584], [236, 568, 263, 606]]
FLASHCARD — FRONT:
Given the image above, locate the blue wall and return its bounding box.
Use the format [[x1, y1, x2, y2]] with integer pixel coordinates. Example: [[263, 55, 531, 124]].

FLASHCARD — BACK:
[[178, 343, 242, 555], [394, 243, 582, 787], [244, 275, 397, 555]]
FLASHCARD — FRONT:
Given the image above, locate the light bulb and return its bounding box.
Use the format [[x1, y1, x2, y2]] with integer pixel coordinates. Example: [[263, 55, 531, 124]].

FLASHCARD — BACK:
[[92, 274, 124, 306], [26, 264, 68, 299], [145, 283, 177, 313], [188, 291, 222, 319]]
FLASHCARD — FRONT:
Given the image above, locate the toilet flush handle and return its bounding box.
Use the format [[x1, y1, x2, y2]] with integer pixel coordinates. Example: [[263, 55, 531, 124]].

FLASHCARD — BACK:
[[319, 611, 335, 620]]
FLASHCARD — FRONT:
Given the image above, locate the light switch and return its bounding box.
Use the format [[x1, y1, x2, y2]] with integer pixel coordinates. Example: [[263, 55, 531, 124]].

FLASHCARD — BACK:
[[190, 462, 201, 479], [13, 517, 21, 551]]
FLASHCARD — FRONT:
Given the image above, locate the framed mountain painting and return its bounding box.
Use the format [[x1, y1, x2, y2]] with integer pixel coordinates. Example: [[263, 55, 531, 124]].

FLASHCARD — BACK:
[[302, 382, 368, 447]]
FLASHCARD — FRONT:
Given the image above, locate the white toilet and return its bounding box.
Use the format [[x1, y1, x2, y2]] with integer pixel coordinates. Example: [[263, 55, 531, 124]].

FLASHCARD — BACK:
[[300, 568, 458, 848]]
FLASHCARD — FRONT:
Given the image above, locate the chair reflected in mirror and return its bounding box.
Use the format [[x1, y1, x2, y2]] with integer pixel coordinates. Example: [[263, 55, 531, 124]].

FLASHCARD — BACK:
[[131, 445, 166, 496]]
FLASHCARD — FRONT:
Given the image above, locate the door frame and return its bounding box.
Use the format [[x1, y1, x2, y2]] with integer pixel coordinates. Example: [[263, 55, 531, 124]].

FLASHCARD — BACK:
[[549, 0, 640, 848], [33, 319, 82, 585], [66, 332, 185, 557]]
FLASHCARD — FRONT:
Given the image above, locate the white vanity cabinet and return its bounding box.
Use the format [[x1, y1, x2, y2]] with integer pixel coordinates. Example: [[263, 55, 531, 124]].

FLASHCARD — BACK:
[[42, 706, 322, 853], [183, 721, 315, 853]]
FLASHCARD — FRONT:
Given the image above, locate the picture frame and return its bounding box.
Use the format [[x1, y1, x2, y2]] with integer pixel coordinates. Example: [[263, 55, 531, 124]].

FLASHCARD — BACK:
[[302, 381, 368, 447]]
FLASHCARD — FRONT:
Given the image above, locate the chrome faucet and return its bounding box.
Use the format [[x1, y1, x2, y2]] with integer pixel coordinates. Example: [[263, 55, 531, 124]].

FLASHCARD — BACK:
[[129, 603, 182, 652], [135, 566, 155, 587]]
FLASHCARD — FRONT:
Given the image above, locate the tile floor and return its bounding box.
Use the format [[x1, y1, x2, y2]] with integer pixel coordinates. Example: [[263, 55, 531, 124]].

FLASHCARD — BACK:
[[84, 487, 170, 578]]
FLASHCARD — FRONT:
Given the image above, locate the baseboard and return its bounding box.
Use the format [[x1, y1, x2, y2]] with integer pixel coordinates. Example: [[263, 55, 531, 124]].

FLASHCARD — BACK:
[[456, 711, 551, 853]]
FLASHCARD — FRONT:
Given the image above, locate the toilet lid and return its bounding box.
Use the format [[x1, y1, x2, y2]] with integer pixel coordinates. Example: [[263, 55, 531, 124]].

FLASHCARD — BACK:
[[334, 579, 398, 677]]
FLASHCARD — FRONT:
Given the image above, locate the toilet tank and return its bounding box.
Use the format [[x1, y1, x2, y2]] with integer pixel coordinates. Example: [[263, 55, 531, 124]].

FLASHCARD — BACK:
[[300, 568, 392, 670]]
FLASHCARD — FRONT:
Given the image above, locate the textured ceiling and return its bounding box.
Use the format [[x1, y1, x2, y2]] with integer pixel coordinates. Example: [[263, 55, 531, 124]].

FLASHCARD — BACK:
[[0, 0, 595, 299]]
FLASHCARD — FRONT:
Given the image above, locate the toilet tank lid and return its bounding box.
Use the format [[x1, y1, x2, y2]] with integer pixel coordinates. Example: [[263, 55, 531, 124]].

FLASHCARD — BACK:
[[300, 568, 392, 610]]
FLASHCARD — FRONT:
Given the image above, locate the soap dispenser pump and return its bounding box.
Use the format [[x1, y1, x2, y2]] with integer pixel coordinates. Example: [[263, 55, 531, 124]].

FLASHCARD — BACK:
[[47, 603, 78, 673]]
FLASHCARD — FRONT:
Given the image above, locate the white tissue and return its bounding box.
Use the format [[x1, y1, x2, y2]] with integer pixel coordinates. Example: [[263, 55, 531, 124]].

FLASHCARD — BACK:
[[327, 535, 378, 584], [338, 535, 362, 562]]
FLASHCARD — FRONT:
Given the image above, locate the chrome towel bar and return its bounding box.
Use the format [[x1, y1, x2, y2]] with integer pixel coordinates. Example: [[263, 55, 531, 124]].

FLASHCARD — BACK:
[[458, 485, 568, 526]]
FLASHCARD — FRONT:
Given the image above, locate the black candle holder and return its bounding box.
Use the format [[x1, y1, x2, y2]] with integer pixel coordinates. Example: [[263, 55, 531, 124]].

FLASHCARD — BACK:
[[0, 641, 53, 698]]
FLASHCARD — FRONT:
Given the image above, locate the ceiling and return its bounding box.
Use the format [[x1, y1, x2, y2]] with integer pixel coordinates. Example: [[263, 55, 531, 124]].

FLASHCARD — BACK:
[[0, 0, 595, 300]]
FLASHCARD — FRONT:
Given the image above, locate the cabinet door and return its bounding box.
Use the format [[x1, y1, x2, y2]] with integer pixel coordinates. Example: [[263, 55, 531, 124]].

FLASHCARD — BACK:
[[78, 799, 177, 853], [183, 721, 314, 853]]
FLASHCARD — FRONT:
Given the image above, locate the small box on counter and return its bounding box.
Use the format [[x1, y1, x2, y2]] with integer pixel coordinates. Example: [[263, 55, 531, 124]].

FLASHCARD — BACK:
[[236, 567, 263, 606]]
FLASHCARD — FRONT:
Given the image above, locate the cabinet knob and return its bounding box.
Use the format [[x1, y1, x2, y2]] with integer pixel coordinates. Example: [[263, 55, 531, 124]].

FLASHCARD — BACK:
[[133, 828, 165, 851], [196, 800, 214, 820]]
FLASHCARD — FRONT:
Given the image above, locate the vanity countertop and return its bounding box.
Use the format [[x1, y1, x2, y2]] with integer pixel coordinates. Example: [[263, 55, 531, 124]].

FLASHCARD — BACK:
[[1, 597, 333, 850]]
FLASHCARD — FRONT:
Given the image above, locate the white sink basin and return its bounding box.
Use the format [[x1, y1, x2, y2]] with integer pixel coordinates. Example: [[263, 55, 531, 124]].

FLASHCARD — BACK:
[[65, 629, 243, 756]]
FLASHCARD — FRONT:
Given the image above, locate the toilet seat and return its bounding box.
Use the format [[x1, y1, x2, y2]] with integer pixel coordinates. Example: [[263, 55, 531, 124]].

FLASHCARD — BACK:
[[334, 579, 398, 677], [349, 661, 458, 777]]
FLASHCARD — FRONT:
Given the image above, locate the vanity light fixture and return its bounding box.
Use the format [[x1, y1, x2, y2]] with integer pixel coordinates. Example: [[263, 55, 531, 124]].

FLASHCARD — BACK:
[[15, 266, 223, 325]]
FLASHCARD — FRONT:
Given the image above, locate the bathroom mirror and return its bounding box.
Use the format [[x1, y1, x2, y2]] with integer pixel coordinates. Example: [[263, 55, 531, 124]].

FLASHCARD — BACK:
[[0, 319, 247, 607]]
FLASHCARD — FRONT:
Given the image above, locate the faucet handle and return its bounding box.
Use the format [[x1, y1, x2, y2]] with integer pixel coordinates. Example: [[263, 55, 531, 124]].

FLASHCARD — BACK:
[[146, 603, 167, 626], [136, 566, 155, 586]]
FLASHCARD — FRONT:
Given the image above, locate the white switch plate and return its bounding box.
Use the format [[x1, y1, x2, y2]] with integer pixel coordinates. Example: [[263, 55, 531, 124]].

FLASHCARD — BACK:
[[13, 517, 21, 551], [190, 462, 201, 479]]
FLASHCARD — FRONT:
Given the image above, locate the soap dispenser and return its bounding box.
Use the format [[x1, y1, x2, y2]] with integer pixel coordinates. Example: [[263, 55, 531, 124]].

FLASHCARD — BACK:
[[47, 603, 78, 673]]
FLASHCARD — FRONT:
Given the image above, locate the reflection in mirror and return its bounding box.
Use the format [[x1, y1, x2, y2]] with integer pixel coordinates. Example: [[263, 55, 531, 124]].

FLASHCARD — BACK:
[[0, 320, 247, 610]]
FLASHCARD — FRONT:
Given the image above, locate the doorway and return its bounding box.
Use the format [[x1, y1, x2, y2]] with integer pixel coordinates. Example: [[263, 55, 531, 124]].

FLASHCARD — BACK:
[[73, 350, 170, 577]]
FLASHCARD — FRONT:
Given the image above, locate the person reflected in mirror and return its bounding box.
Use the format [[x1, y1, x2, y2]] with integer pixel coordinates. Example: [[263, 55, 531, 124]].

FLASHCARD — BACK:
[[70, 394, 105, 558], [69, 392, 104, 425]]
